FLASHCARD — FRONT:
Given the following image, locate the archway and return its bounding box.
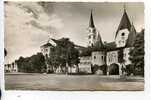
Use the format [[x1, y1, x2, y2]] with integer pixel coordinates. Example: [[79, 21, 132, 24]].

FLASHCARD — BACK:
[[109, 63, 119, 75]]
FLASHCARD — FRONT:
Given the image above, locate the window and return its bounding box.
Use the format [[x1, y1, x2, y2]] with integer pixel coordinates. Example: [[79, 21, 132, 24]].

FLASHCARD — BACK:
[[45, 54, 48, 58], [89, 29, 91, 32], [124, 53, 126, 57], [89, 35, 91, 39], [94, 56, 96, 59], [119, 41, 121, 44], [121, 32, 125, 36], [89, 41, 91, 44], [93, 29, 96, 33], [102, 56, 104, 60], [108, 57, 111, 62], [93, 35, 95, 39], [45, 49, 48, 52]]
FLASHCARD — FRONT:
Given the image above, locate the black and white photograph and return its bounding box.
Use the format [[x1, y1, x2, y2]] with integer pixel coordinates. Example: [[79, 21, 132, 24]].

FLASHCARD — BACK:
[[4, 1, 144, 91]]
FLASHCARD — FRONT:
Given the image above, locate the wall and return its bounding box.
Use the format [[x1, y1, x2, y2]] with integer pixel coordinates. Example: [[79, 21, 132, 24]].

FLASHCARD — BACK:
[[5, 62, 18, 72], [123, 47, 132, 65], [78, 56, 92, 73], [115, 29, 129, 48], [106, 50, 118, 66], [41, 46, 52, 58], [92, 51, 105, 66]]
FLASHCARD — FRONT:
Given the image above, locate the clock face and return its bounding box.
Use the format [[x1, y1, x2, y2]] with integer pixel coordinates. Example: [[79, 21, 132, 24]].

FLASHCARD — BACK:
[[118, 29, 129, 37], [116, 28, 129, 47]]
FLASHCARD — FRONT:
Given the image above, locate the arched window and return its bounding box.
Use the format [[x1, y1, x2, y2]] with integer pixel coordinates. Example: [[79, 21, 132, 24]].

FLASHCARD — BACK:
[[45, 54, 48, 58], [89, 35, 91, 39], [94, 56, 96, 59], [101, 56, 104, 60]]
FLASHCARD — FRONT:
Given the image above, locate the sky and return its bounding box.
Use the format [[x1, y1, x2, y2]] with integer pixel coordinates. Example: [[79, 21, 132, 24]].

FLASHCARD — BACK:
[[4, 2, 144, 64]]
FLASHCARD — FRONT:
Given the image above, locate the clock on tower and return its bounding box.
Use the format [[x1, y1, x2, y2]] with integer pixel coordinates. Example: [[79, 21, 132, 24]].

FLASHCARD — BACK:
[[115, 8, 131, 48], [115, 28, 129, 48]]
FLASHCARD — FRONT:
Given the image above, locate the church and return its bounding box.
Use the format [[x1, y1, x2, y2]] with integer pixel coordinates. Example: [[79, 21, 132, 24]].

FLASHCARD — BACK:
[[78, 8, 136, 75], [41, 8, 136, 75]]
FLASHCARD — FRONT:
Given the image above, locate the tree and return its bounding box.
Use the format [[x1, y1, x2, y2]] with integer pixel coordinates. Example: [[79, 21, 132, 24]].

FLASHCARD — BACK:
[[49, 38, 80, 73], [16, 53, 46, 73], [16, 56, 25, 72], [29, 53, 46, 73], [129, 29, 144, 76], [79, 46, 92, 57], [118, 49, 126, 76]]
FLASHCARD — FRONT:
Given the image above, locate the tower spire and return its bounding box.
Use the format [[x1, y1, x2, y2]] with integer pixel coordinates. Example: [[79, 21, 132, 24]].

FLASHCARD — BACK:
[[94, 32, 104, 49], [89, 10, 95, 28], [126, 23, 136, 47], [124, 3, 126, 12], [115, 5, 131, 38]]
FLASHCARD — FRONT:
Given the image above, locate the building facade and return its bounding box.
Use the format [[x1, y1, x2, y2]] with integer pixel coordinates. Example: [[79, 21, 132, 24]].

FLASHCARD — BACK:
[[78, 56, 92, 73], [78, 9, 136, 75], [5, 61, 18, 73], [40, 8, 136, 75], [40, 42, 54, 73]]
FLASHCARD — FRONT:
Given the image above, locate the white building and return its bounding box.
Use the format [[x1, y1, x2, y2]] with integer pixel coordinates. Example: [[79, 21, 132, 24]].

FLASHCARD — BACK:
[[92, 51, 106, 66], [5, 61, 18, 73], [78, 56, 92, 73]]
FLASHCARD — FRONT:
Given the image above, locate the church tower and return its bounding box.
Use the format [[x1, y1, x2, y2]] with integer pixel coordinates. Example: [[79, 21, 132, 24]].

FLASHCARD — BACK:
[[126, 23, 136, 47], [115, 8, 132, 48], [87, 10, 98, 47]]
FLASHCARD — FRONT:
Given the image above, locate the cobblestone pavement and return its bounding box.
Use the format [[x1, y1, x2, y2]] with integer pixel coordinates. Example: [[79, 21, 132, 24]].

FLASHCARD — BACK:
[[5, 73, 144, 91]]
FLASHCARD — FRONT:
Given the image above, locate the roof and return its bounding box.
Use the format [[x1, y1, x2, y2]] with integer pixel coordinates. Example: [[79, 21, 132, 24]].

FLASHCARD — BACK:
[[115, 10, 131, 38], [41, 42, 53, 48], [125, 24, 136, 47], [93, 33, 104, 50], [105, 42, 117, 50], [51, 38, 60, 44], [75, 45, 86, 50], [89, 10, 95, 28]]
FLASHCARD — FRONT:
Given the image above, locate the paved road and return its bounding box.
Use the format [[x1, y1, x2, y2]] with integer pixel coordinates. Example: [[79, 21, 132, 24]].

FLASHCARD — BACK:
[[5, 73, 144, 91]]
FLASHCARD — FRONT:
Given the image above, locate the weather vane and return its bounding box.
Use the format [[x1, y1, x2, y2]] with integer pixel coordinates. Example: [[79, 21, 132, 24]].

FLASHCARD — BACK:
[[124, 3, 126, 12]]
